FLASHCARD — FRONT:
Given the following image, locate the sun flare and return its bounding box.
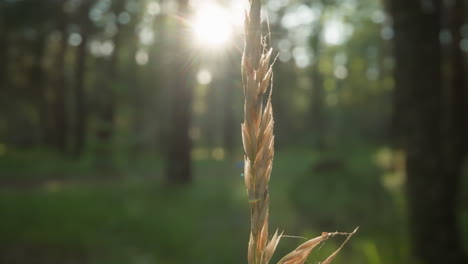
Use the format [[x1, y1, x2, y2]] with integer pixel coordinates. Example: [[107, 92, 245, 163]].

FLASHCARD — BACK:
[[192, 4, 235, 47]]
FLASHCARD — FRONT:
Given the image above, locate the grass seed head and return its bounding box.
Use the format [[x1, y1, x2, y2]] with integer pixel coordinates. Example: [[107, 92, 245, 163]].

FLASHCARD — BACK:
[[241, 1, 356, 264]]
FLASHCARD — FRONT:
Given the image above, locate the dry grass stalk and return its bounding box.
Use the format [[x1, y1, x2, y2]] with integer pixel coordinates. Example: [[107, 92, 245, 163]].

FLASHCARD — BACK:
[[241, 1, 357, 264]]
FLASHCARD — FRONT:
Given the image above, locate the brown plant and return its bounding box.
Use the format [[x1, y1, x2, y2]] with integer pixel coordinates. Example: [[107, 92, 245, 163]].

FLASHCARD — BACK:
[[241, 1, 357, 264]]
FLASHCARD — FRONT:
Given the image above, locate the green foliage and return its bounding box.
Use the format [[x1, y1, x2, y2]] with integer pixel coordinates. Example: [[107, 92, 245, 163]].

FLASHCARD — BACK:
[[291, 147, 393, 230], [0, 147, 411, 264]]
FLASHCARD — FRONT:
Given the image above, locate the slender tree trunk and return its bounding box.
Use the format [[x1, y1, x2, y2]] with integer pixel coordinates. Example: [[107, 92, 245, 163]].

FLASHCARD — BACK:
[[448, 0, 467, 158], [154, 0, 169, 152], [53, 3, 69, 153], [131, 44, 145, 155], [223, 74, 236, 155], [72, 0, 92, 157], [390, 0, 467, 263], [30, 35, 53, 146], [308, 7, 327, 149], [165, 0, 193, 185], [131, 40, 150, 155], [0, 20, 8, 142], [309, 24, 324, 132], [0, 16, 7, 93], [204, 81, 220, 148], [128, 2, 151, 156], [95, 0, 125, 165], [94, 53, 117, 169]]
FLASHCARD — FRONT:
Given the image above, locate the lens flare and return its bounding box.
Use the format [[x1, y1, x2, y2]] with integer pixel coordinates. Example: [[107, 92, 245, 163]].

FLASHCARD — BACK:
[[192, 4, 233, 47]]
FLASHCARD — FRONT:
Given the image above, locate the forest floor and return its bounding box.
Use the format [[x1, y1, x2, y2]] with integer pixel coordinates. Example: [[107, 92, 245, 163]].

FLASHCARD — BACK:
[[0, 145, 451, 264]]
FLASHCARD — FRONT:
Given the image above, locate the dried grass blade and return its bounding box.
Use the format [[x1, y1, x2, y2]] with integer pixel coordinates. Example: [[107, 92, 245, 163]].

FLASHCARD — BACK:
[[277, 233, 328, 264], [264, 230, 283, 264], [319, 227, 359, 264]]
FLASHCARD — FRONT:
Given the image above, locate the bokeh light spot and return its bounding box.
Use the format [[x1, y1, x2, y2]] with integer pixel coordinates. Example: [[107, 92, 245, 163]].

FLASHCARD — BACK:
[[197, 69, 212, 85]]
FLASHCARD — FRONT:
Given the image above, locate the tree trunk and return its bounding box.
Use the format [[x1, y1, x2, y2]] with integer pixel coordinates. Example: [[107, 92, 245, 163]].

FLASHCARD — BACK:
[[0, 17, 8, 142], [53, 3, 69, 153], [131, 46, 146, 155], [30, 35, 53, 146], [223, 73, 236, 156], [154, 0, 169, 153], [0, 13, 7, 93], [95, 0, 125, 165], [308, 7, 327, 149], [72, 0, 92, 157], [448, 0, 467, 159], [309, 23, 324, 132], [204, 80, 220, 148], [129, 2, 153, 156], [165, 0, 193, 185], [390, 0, 467, 263]]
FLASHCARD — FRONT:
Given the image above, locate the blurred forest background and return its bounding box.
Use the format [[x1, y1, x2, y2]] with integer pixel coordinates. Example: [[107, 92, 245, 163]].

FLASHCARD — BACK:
[[0, 0, 467, 263]]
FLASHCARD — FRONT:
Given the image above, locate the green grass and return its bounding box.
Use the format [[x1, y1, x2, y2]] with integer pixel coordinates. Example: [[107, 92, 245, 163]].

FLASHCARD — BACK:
[[0, 146, 411, 264]]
